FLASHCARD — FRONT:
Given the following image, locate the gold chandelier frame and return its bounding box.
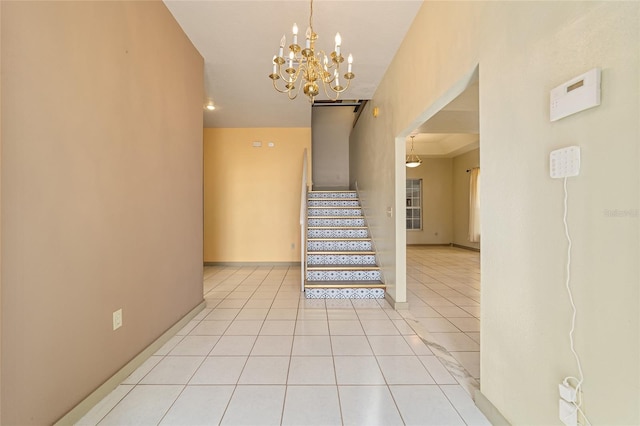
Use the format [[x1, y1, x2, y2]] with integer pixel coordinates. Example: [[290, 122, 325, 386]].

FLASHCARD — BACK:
[[268, 0, 354, 102]]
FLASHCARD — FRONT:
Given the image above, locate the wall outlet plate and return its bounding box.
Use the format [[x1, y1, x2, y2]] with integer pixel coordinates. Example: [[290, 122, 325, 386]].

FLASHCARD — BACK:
[[113, 309, 123, 330], [550, 146, 580, 178]]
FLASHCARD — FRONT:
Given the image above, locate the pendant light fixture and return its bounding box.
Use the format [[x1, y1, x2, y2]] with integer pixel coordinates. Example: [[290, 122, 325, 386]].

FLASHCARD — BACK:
[[406, 135, 422, 168]]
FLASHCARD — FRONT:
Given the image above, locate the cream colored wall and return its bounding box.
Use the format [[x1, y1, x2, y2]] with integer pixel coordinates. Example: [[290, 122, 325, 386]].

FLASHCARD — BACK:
[[203, 128, 311, 263], [351, 1, 638, 424], [1, 2, 204, 424], [452, 149, 480, 249], [312, 107, 353, 189], [406, 158, 453, 245]]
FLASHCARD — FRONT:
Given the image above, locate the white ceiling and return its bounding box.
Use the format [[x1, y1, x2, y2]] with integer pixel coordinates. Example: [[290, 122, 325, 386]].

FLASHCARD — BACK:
[[163, 0, 423, 128], [407, 81, 480, 158]]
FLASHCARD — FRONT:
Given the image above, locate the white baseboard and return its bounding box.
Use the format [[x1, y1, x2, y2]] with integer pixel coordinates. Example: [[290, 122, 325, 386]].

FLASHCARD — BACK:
[[54, 300, 206, 425], [385, 292, 409, 310]]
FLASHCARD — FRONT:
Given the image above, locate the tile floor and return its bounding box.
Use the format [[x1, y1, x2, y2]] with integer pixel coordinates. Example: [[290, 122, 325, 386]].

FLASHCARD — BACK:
[[78, 246, 487, 425]]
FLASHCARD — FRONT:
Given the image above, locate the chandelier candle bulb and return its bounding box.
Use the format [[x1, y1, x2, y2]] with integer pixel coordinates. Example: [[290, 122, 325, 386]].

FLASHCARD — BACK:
[[279, 35, 285, 57], [272, 56, 277, 74], [292, 23, 298, 46], [347, 54, 353, 73], [335, 32, 341, 56], [305, 27, 311, 49]]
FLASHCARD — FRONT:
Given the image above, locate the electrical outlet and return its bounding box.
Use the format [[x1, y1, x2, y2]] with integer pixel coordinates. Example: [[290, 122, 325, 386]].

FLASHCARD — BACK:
[[113, 309, 123, 331], [559, 399, 578, 426], [550, 146, 580, 178]]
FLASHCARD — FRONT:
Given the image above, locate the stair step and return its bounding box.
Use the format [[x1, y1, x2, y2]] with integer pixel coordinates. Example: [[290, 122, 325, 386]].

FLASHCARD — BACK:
[[308, 191, 357, 199], [308, 199, 359, 206], [308, 228, 369, 238], [304, 281, 385, 289], [306, 269, 382, 281], [307, 240, 373, 251], [308, 226, 368, 230], [307, 250, 375, 255], [308, 238, 371, 242], [307, 253, 377, 266], [307, 207, 362, 217], [308, 265, 379, 271]]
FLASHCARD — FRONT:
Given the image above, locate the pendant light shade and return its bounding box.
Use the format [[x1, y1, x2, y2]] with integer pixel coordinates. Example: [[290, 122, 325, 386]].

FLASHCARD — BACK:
[[406, 135, 422, 168]]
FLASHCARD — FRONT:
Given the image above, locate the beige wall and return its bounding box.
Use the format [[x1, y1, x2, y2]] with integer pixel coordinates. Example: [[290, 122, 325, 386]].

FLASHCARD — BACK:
[[312, 107, 353, 189], [204, 128, 311, 263], [351, 1, 638, 424], [452, 149, 480, 249], [406, 158, 453, 245], [1, 2, 204, 424]]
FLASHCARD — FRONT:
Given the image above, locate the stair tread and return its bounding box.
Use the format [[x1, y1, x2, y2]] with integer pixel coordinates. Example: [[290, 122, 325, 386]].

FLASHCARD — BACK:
[[307, 251, 375, 255], [308, 237, 371, 241], [308, 216, 365, 219], [305, 281, 385, 288], [308, 226, 368, 229], [307, 264, 379, 269]]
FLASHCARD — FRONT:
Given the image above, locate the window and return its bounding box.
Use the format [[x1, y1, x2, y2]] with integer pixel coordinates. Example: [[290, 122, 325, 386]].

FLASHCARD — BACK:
[[406, 179, 422, 230]]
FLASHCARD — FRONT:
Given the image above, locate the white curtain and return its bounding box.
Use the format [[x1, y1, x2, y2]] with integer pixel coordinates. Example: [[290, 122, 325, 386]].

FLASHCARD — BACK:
[[468, 167, 481, 243]]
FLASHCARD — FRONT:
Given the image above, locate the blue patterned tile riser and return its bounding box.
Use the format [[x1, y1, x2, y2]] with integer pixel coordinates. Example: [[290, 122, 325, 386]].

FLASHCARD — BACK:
[[307, 229, 369, 238], [308, 200, 360, 207], [308, 218, 365, 227], [305, 288, 385, 299], [308, 192, 357, 199], [307, 208, 362, 217], [306, 270, 381, 281], [306, 254, 377, 265], [307, 240, 372, 251]]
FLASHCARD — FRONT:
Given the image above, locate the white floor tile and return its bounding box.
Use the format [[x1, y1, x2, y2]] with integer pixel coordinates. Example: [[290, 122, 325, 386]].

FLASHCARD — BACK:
[[159, 385, 234, 425], [418, 355, 458, 384], [154, 336, 184, 356], [326, 309, 358, 320], [440, 385, 491, 425], [295, 320, 329, 335], [448, 317, 481, 332], [250, 335, 293, 356], [451, 351, 481, 379], [367, 335, 414, 355], [236, 308, 269, 320], [210, 335, 257, 356], [189, 356, 247, 384], [190, 320, 232, 336], [140, 356, 204, 385], [76, 385, 133, 425], [403, 334, 433, 355], [259, 320, 296, 335], [330, 335, 373, 356], [224, 320, 264, 335], [334, 356, 385, 385], [169, 336, 220, 356], [176, 320, 199, 336], [327, 319, 364, 335], [392, 319, 416, 335], [376, 355, 435, 384], [287, 356, 335, 385], [429, 332, 480, 352], [122, 356, 163, 385], [291, 335, 332, 356], [418, 317, 460, 332], [361, 319, 401, 335], [282, 386, 341, 426], [338, 386, 403, 426], [204, 309, 240, 320], [220, 385, 285, 426], [389, 385, 465, 426], [433, 306, 473, 318], [466, 332, 481, 343], [98, 385, 183, 426], [266, 308, 298, 320], [238, 356, 290, 384]]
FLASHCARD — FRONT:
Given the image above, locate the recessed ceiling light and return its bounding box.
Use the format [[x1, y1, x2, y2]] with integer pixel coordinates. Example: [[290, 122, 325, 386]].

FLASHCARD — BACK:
[[205, 103, 216, 111]]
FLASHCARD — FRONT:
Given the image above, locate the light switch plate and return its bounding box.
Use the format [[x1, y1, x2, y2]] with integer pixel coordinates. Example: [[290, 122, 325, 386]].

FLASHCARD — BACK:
[[550, 146, 580, 178]]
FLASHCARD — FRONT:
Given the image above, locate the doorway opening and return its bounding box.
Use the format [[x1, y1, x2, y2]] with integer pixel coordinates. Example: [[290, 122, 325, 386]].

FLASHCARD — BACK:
[[396, 66, 481, 394]]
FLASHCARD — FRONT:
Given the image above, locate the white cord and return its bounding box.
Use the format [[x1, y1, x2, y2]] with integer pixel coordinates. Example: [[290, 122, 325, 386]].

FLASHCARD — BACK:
[[562, 177, 593, 426]]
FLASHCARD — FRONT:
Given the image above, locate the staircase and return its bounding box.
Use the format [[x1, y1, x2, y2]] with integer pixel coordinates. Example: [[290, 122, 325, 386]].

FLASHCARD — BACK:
[[304, 190, 385, 299]]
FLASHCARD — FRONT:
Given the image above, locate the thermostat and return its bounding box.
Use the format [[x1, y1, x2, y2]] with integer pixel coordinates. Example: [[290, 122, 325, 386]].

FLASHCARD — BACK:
[[550, 68, 601, 122]]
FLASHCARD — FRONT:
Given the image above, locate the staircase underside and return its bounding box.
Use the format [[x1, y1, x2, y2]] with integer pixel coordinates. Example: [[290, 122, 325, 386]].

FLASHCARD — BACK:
[[304, 190, 385, 299]]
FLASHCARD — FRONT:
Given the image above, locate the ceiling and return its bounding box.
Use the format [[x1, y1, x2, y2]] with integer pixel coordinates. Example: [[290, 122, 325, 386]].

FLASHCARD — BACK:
[[163, 0, 423, 128], [407, 81, 480, 158]]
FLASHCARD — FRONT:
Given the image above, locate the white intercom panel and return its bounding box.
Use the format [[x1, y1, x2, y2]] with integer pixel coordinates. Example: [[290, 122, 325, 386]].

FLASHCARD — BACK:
[[550, 68, 601, 122]]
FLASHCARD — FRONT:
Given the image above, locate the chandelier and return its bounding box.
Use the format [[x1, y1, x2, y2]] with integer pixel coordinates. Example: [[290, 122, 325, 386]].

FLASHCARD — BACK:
[[268, 0, 355, 102], [406, 136, 422, 168]]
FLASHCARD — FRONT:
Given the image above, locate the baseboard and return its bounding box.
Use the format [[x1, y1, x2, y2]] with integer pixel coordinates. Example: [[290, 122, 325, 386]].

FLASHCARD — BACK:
[[451, 243, 480, 252], [204, 261, 299, 267], [385, 292, 409, 310], [474, 390, 511, 425], [54, 300, 206, 426]]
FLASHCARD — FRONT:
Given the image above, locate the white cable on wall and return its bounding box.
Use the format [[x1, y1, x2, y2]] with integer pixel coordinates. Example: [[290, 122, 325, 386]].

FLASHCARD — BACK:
[[562, 177, 592, 426]]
